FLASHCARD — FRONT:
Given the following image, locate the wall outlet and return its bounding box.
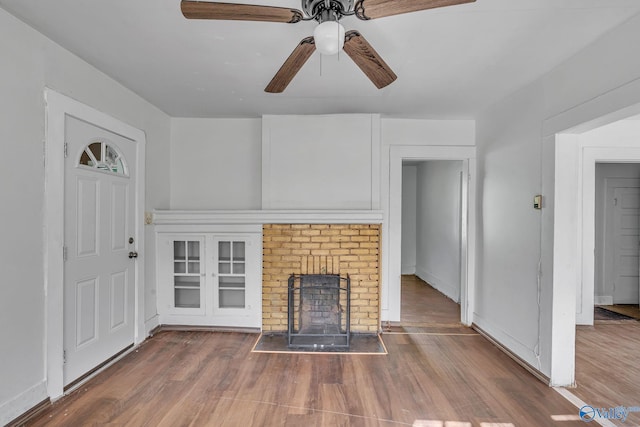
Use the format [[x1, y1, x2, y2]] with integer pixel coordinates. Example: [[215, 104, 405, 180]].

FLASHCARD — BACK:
[[144, 212, 153, 225]]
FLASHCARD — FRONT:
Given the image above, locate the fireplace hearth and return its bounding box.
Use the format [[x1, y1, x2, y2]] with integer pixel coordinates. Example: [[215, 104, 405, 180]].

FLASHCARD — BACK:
[[287, 274, 351, 349]]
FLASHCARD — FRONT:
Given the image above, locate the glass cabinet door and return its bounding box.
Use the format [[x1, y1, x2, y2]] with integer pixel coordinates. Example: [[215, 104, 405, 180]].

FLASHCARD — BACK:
[[173, 239, 203, 309], [216, 240, 246, 309]]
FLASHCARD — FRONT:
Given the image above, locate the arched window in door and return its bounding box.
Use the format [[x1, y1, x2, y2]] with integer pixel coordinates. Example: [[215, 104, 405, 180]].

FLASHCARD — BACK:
[[78, 141, 128, 176]]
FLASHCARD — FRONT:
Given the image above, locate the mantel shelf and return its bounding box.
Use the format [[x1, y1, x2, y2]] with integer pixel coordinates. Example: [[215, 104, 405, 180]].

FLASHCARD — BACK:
[[153, 210, 384, 226]]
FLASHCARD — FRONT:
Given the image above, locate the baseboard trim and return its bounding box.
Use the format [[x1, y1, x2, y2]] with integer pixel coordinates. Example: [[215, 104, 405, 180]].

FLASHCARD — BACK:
[[1, 381, 49, 427], [64, 344, 134, 393], [415, 268, 459, 303], [594, 295, 613, 305], [5, 398, 50, 427], [155, 324, 261, 334], [472, 323, 550, 385]]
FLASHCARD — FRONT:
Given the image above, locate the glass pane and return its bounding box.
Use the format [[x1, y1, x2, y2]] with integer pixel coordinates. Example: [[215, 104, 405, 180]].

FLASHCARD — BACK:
[[175, 276, 200, 288], [174, 262, 186, 274], [78, 142, 126, 175], [219, 241, 230, 261], [105, 145, 118, 165], [174, 241, 186, 260], [115, 158, 125, 174], [188, 241, 200, 260], [232, 262, 245, 275], [219, 289, 245, 308], [233, 241, 245, 261], [88, 142, 101, 160], [175, 288, 200, 308], [188, 261, 200, 274], [219, 276, 245, 289], [219, 262, 231, 274], [79, 150, 91, 166]]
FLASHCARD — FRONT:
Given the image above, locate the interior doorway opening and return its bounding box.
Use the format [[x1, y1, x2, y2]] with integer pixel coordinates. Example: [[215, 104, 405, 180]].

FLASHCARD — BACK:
[[553, 108, 640, 386], [594, 162, 640, 314], [387, 145, 476, 327], [400, 160, 464, 325]]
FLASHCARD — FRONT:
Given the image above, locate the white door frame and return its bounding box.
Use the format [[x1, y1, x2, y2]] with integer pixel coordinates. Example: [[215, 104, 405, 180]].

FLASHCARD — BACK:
[[387, 145, 477, 325], [44, 89, 146, 399]]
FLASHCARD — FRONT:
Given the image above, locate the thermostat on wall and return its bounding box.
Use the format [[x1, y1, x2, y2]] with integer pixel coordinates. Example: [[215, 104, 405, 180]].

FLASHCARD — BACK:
[[534, 195, 542, 210]]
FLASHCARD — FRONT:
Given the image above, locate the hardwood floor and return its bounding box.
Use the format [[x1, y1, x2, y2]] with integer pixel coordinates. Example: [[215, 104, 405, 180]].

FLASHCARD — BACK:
[[573, 319, 640, 426], [400, 275, 461, 327], [23, 276, 590, 426]]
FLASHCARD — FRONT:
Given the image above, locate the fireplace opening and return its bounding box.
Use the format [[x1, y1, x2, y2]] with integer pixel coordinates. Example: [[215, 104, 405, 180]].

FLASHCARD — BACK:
[[287, 274, 351, 349]]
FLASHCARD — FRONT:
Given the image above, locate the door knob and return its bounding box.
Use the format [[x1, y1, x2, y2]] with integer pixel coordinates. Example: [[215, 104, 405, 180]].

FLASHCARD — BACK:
[[128, 251, 139, 259]]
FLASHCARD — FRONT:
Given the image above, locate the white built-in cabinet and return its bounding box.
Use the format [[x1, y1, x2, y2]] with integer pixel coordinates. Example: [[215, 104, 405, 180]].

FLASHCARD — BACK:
[[157, 229, 261, 328], [152, 210, 384, 330]]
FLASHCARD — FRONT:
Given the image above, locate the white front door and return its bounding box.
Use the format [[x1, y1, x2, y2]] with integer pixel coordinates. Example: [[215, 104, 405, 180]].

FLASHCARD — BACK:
[[612, 186, 640, 304], [63, 116, 137, 386]]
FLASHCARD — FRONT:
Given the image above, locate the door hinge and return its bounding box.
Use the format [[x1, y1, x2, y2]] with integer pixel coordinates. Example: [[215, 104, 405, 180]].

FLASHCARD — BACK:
[[63, 350, 66, 364], [614, 197, 618, 206], [64, 142, 68, 158], [63, 245, 68, 261]]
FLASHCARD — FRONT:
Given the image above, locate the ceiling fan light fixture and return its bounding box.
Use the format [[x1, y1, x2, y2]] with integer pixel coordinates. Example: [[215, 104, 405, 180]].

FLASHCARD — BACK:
[[313, 20, 345, 55]]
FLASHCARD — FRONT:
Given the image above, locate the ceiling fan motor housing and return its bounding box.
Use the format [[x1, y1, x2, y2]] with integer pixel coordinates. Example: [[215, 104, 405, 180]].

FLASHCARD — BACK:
[[302, 0, 354, 22]]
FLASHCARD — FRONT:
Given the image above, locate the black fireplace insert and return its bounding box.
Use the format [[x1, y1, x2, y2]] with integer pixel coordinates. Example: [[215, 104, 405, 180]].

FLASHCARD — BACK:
[[287, 273, 351, 349]]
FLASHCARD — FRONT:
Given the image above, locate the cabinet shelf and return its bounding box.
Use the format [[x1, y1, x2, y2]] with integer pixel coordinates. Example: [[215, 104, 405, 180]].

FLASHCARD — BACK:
[[171, 239, 203, 310], [159, 233, 258, 325]]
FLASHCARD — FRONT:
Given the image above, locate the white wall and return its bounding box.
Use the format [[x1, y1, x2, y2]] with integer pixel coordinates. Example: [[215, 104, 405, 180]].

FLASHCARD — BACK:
[[477, 12, 640, 384], [476, 82, 547, 373], [595, 162, 640, 303], [401, 165, 417, 274], [170, 118, 262, 209], [262, 114, 380, 210], [415, 161, 463, 302], [0, 8, 170, 424], [168, 116, 476, 324]]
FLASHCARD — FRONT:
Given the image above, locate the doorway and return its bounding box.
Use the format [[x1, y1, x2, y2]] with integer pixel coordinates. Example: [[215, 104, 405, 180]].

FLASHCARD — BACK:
[[553, 113, 640, 386], [45, 90, 146, 399], [386, 145, 476, 326], [595, 163, 640, 309], [401, 160, 464, 324]]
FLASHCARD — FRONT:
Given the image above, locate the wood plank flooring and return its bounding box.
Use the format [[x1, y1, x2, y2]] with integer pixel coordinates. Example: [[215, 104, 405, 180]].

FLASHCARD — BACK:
[[23, 276, 592, 426], [596, 304, 640, 321], [573, 320, 640, 426]]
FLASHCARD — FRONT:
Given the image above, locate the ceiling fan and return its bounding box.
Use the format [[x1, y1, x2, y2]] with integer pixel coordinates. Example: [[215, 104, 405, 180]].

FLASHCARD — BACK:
[[181, 0, 476, 93]]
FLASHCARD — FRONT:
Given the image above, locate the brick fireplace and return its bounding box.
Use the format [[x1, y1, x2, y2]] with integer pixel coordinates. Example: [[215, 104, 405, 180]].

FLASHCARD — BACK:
[[262, 224, 380, 333]]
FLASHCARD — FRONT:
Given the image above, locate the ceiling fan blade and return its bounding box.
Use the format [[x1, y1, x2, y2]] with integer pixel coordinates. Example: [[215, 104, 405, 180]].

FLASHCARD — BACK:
[[354, 0, 475, 20], [265, 37, 316, 93], [181, 1, 303, 23], [343, 30, 397, 89]]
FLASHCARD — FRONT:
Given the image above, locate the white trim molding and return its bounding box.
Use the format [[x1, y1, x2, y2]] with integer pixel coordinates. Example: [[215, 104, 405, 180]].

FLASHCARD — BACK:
[[386, 145, 477, 326], [153, 210, 384, 226], [44, 89, 146, 400]]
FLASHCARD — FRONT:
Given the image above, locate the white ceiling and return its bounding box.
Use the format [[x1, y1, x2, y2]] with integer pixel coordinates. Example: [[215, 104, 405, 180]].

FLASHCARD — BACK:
[[1, 0, 639, 118]]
